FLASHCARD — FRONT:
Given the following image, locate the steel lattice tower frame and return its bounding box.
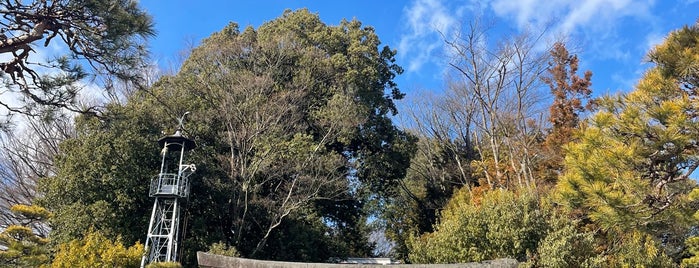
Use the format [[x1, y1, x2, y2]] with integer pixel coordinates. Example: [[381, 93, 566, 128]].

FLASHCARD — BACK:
[[141, 125, 196, 267]]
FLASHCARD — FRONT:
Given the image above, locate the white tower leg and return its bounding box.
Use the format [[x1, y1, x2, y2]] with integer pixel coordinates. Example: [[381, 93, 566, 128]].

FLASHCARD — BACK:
[[141, 198, 181, 267]]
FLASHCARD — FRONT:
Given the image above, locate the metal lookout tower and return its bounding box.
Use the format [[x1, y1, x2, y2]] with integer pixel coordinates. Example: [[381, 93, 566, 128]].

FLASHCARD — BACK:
[[141, 113, 196, 267]]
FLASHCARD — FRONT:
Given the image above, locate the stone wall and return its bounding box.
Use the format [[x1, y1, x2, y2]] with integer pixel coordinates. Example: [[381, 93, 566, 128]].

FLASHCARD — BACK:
[[196, 252, 519, 268]]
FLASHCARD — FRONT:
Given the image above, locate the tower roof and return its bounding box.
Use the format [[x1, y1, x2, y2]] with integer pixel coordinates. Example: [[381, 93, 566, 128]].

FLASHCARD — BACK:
[[158, 130, 196, 151]]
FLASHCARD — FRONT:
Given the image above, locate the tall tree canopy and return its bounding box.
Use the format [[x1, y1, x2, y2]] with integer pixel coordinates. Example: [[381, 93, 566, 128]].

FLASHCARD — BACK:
[[42, 9, 413, 265], [540, 42, 594, 183], [0, 0, 154, 119], [39, 103, 160, 245], [556, 21, 699, 263]]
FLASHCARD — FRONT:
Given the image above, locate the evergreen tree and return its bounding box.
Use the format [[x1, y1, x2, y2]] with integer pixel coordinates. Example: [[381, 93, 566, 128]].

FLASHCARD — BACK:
[[39, 104, 161, 245], [0, 0, 155, 121], [556, 21, 699, 264], [0, 205, 51, 267]]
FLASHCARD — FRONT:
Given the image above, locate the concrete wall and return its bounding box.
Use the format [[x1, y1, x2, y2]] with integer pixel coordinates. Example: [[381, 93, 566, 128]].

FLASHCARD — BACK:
[[197, 252, 518, 268]]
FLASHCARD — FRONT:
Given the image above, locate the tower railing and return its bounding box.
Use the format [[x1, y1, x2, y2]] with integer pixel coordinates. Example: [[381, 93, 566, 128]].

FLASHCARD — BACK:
[[148, 164, 196, 197], [149, 172, 189, 197]]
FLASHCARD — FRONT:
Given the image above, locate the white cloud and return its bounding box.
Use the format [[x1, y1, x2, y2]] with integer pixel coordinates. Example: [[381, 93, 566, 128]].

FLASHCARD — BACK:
[[561, 0, 634, 33], [398, 0, 461, 73], [491, 0, 657, 61], [490, 0, 567, 30], [490, 0, 653, 34], [398, 0, 662, 81]]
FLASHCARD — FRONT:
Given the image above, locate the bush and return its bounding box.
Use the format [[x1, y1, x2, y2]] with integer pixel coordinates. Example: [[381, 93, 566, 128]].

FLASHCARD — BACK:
[[408, 188, 546, 263], [207, 241, 240, 257], [145, 262, 182, 268], [50, 229, 143, 268]]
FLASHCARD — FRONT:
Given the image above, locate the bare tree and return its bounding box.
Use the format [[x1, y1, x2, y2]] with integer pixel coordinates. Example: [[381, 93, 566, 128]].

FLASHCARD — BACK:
[[416, 18, 551, 189], [403, 90, 476, 192], [0, 111, 74, 235]]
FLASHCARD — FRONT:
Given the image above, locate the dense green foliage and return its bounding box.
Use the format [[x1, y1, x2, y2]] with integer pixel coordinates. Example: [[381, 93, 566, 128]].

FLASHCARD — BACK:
[[529, 212, 597, 267], [38, 104, 161, 245], [407, 188, 602, 266], [207, 242, 240, 257], [378, 137, 468, 259], [683, 235, 699, 267], [407, 188, 546, 263], [556, 21, 699, 264], [154, 9, 412, 262]]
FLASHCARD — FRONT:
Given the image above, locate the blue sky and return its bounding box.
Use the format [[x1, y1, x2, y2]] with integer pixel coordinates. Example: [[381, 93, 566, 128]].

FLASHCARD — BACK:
[[140, 0, 698, 99]]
